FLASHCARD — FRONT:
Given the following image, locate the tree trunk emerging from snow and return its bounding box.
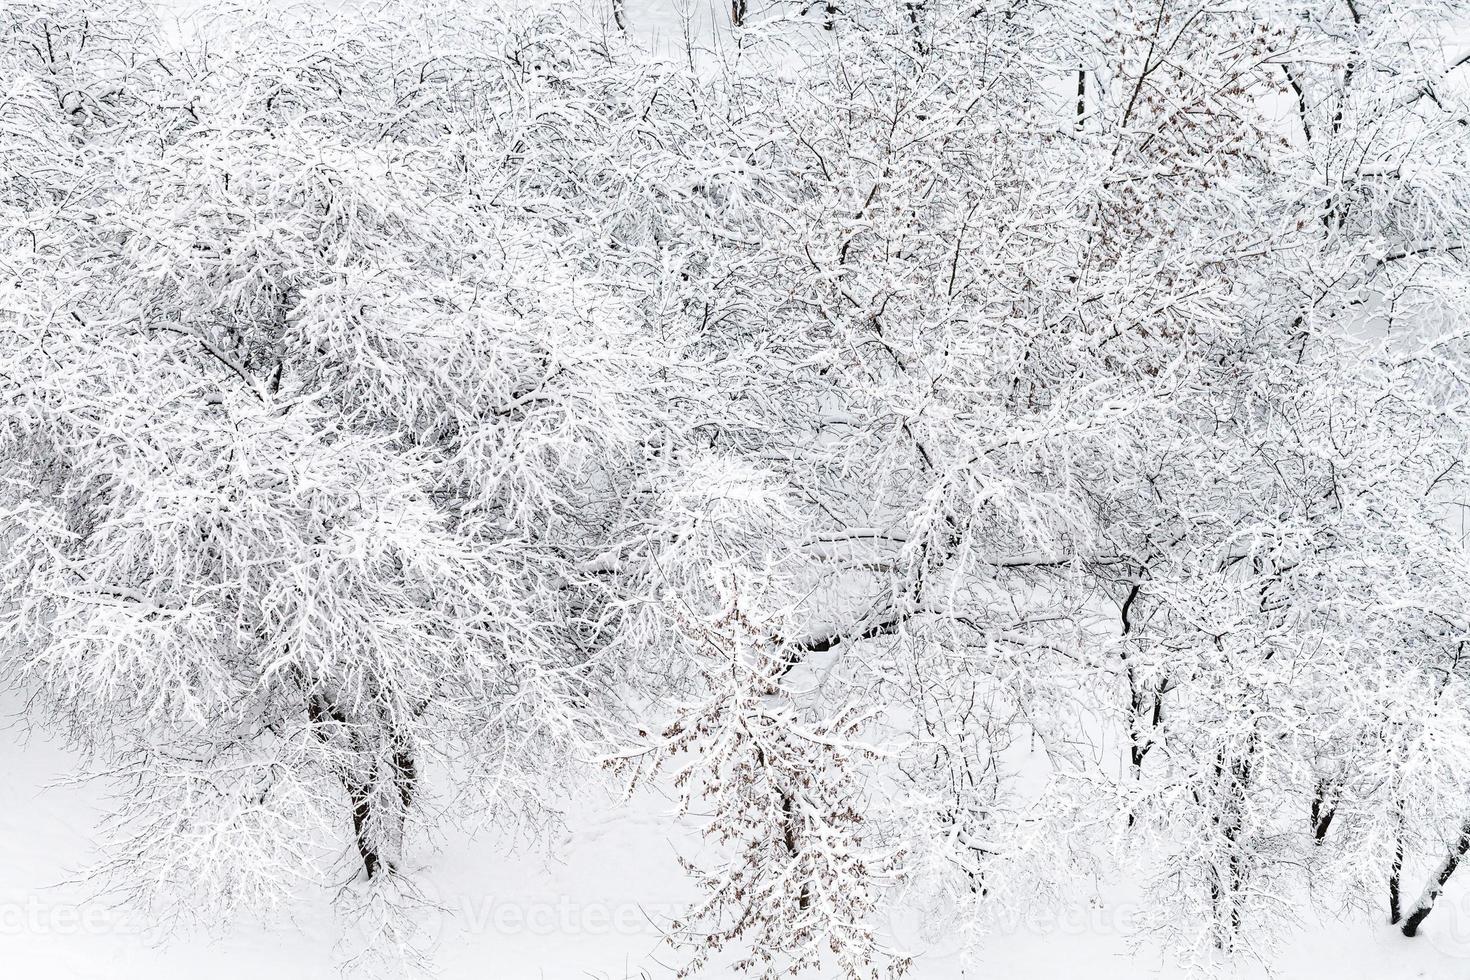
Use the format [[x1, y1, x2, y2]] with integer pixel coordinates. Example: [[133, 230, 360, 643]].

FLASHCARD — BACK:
[[1401, 820, 1470, 937]]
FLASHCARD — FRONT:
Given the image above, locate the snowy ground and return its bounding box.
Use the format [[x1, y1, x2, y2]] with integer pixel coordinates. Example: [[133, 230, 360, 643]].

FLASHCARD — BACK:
[[3, 698, 1467, 980]]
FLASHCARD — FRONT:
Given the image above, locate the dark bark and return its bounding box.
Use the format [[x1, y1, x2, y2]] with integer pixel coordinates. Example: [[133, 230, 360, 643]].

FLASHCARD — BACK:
[[1281, 63, 1312, 143], [1389, 797, 1405, 923], [780, 789, 811, 911], [1120, 583, 1166, 779], [1203, 738, 1256, 945], [905, 1, 925, 52], [1075, 68, 1086, 129], [1401, 819, 1470, 937], [1323, 0, 1363, 229], [751, 742, 809, 912], [1310, 780, 1336, 842], [347, 778, 387, 879], [1389, 841, 1404, 923], [306, 691, 406, 880], [392, 745, 417, 811]]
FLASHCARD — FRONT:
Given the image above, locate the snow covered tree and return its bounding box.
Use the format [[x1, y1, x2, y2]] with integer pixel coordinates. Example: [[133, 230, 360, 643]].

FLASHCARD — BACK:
[[0, 4, 692, 963]]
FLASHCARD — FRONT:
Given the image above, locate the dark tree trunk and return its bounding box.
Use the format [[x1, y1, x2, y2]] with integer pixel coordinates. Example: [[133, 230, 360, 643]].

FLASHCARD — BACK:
[[1120, 583, 1166, 804], [1389, 845, 1403, 923], [348, 778, 386, 879], [307, 691, 409, 880], [1204, 738, 1256, 946], [1389, 799, 1404, 923], [779, 787, 811, 911], [905, 1, 924, 52], [1310, 780, 1336, 842], [393, 746, 417, 811], [1075, 68, 1086, 129], [1401, 819, 1470, 937]]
